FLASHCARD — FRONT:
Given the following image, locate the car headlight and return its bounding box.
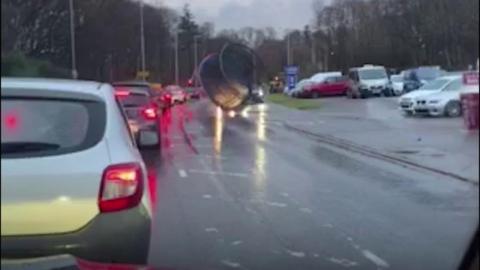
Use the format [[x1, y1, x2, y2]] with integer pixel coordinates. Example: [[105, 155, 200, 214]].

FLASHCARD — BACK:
[[428, 100, 440, 104], [258, 89, 264, 97]]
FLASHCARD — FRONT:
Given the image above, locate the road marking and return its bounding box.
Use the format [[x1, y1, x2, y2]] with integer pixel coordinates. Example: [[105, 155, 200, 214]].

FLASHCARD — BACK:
[[286, 250, 306, 258], [362, 249, 390, 268], [204, 227, 218, 233], [266, 201, 287, 208], [178, 169, 188, 178], [188, 169, 248, 178], [328, 257, 358, 267], [299, 207, 313, 213], [202, 194, 212, 199], [231, 240, 243, 246], [221, 260, 241, 268]]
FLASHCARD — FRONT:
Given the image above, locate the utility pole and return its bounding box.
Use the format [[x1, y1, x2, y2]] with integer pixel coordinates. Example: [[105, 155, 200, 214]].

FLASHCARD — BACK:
[[193, 35, 200, 87], [311, 35, 316, 66], [174, 31, 179, 85], [69, 0, 77, 79], [139, 0, 146, 78], [286, 32, 291, 66]]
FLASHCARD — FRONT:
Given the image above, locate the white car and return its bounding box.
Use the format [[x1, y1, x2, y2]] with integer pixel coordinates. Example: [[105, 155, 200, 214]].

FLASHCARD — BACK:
[[289, 79, 314, 97], [399, 75, 463, 117], [390, 74, 404, 96], [165, 85, 187, 104], [1, 78, 154, 264]]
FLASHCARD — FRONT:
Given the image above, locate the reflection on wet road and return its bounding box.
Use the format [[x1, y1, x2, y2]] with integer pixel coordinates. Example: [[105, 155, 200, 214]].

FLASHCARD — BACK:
[[144, 100, 478, 270]]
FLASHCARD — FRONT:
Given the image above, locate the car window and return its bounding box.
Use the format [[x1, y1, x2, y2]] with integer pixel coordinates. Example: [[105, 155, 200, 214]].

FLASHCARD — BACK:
[[358, 69, 388, 80], [419, 78, 450, 90], [443, 78, 463, 91], [1, 97, 105, 158], [116, 92, 150, 107], [114, 98, 136, 146], [325, 76, 336, 83]]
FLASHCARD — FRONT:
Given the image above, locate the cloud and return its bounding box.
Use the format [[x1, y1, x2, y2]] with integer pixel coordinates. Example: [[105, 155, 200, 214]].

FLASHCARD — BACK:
[[152, 0, 315, 33]]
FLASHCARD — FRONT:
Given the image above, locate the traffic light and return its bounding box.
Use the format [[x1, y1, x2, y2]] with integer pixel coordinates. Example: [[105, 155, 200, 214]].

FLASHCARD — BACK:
[[187, 79, 193, 87]]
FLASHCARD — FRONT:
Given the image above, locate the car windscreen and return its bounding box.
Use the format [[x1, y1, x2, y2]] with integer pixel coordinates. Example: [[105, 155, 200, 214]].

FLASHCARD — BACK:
[[419, 78, 450, 90], [391, 75, 402, 82], [416, 68, 443, 81], [358, 69, 388, 80], [1, 97, 105, 158]]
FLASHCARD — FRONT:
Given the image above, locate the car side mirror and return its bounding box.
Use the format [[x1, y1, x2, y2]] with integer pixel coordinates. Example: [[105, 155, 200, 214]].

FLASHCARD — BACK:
[[137, 129, 159, 149]]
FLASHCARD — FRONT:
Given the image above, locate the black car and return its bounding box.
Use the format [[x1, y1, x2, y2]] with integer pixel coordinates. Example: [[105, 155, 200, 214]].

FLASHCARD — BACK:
[[112, 81, 161, 150]]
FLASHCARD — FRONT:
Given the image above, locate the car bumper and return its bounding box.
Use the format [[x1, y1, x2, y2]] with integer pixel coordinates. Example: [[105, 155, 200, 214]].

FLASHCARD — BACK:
[[413, 104, 444, 116], [1, 205, 151, 265]]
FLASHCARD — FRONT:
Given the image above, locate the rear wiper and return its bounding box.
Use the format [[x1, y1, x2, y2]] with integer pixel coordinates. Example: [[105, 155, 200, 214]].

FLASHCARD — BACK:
[[1, 142, 61, 154]]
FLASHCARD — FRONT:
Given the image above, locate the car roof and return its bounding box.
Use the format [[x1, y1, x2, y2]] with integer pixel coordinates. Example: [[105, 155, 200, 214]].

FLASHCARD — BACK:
[[1, 77, 104, 96], [112, 80, 150, 87], [438, 74, 462, 80]]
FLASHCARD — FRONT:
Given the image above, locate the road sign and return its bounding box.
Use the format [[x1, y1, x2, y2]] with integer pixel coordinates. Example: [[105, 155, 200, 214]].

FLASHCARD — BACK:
[[284, 65, 299, 90], [463, 72, 479, 85], [137, 70, 150, 79]]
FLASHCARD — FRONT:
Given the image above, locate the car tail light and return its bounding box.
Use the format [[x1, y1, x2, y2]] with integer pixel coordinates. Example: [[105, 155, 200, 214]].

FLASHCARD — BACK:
[[98, 163, 144, 213], [115, 90, 130, 97], [142, 106, 157, 120]]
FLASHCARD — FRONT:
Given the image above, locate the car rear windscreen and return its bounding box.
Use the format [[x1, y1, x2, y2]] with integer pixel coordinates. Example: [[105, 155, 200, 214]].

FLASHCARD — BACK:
[[1, 98, 105, 158], [116, 93, 150, 107]]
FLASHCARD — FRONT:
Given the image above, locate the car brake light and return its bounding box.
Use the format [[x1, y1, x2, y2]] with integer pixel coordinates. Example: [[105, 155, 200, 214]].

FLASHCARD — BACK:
[[142, 107, 157, 120], [98, 163, 143, 213], [115, 90, 130, 97]]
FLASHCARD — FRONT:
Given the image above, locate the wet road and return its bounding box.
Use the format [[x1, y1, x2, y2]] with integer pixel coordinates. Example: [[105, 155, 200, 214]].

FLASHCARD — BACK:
[[144, 100, 478, 270]]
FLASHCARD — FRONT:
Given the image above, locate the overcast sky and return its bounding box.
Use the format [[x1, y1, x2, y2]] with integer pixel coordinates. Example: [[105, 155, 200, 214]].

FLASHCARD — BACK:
[[154, 0, 317, 34]]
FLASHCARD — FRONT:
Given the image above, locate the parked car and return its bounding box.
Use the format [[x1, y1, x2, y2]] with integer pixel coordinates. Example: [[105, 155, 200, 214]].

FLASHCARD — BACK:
[[165, 85, 187, 104], [288, 79, 314, 97], [399, 75, 462, 116], [402, 66, 446, 94], [114, 86, 161, 147], [1, 78, 153, 265], [346, 65, 393, 98], [310, 71, 342, 83], [185, 87, 201, 99], [390, 74, 404, 96], [304, 75, 350, 98]]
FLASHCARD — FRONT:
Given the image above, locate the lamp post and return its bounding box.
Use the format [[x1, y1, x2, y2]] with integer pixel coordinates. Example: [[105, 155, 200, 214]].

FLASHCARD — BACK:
[[139, 0, 146, 78], [69, 0, 77, 79]]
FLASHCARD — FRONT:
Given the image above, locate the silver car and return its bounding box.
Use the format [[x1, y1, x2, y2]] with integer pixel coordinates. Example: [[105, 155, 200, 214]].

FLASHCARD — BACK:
[[1, 78, 154, 265]]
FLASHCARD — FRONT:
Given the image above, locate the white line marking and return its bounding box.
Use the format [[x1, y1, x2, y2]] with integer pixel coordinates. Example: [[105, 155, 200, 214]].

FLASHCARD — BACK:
[[204, 227, 218, 233], [286, 249, 306, 258], [328, 257, 358, 267], [221, 260, 241, 268], [202, 194, 212, 199], [231, 240, 243, 246], [299, 207, 313, 213], [362, 249, 390, 268], [188, 169, 248, 178], [178, 169, 188, 178], [266, 202, 287, 208]]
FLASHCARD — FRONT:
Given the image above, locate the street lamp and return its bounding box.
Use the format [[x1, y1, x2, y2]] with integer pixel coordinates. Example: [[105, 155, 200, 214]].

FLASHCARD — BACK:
[[69, 0, 77, 79], [174, 31, 179, 85], [139, 0, 146, 78], [193, 35, 201, 87]]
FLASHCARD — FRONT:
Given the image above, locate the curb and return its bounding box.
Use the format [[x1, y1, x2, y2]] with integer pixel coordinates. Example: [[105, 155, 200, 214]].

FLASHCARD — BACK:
[[284, 123, 478, 185]]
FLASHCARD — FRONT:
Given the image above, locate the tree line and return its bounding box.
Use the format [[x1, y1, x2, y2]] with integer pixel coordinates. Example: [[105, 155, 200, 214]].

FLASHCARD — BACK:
[[1, 0, 478, 84]]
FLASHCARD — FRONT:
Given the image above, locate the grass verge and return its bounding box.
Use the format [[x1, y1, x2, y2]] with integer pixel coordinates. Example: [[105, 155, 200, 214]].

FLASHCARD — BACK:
[[266, 93, 321, 110]]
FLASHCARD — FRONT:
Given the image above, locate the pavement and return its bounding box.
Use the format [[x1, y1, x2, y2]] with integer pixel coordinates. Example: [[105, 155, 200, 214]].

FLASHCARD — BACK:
[[142, 98, 479, 270], [270, 96, 479, 183]]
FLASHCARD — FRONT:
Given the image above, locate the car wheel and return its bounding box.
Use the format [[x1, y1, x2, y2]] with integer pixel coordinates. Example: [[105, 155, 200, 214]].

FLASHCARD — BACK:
[[346, 89, 353, 99], [403, 111, 413, 117], [445, 101, 462, 117], [312, 92, 320, 99]]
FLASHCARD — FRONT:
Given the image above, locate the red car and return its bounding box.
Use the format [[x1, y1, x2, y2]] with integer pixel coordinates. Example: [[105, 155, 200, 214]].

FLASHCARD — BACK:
[[303, 75, 350, 98]]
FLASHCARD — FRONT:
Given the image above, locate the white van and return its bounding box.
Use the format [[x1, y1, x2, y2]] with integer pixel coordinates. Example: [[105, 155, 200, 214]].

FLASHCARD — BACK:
[[347, 65, 393, 98]]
